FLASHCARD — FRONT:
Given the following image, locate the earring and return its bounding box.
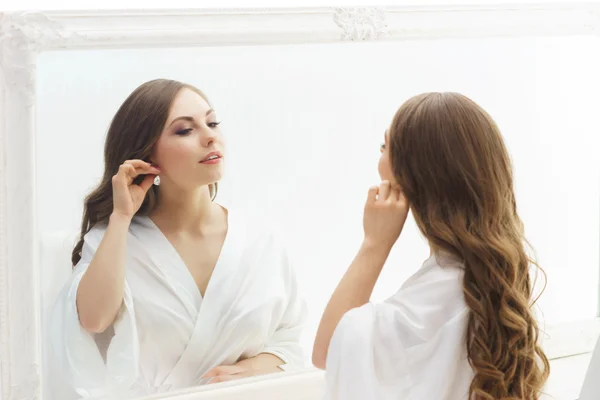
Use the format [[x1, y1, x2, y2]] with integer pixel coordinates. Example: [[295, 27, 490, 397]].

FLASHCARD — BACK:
[[153, 175, 160, 186]]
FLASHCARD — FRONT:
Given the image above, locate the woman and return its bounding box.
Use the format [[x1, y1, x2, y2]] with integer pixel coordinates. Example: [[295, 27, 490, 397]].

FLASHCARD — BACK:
[[313, 92, 550, 399], [51, 79, 306, 399]]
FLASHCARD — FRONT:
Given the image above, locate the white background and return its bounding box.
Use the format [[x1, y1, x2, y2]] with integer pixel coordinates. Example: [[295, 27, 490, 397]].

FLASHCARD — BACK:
[[34, 35, 600, 369]]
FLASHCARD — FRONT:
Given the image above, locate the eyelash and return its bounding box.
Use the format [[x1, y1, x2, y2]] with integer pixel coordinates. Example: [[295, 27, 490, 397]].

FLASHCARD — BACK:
[[176, 128, 193, 136], [380, 143, 386, 150], [175, 122, 222, 136]]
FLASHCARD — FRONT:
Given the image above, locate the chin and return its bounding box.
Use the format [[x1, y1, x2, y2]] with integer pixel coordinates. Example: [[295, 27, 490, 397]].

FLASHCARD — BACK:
[[204, 171, 224, 184]]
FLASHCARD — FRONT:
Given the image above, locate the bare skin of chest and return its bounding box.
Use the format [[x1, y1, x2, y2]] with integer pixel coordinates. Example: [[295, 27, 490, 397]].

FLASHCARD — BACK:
[[167, 230, 227, 298]]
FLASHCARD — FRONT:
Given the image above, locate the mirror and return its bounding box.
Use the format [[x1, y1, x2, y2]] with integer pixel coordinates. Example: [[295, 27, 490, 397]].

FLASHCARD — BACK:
[[37, 34, 600, 399], [1, 5, 599, 400]]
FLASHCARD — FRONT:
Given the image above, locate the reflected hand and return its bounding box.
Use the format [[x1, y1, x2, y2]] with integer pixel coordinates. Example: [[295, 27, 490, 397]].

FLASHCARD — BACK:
[[111, 159, 161, 220], [363, 181, 409, 250], [203, 365, 256, 384]]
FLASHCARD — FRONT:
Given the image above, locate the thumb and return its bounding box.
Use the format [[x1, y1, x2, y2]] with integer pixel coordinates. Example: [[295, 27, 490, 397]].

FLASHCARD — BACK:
[[139, 174, 156, 193], [366, 185, 379, 204]]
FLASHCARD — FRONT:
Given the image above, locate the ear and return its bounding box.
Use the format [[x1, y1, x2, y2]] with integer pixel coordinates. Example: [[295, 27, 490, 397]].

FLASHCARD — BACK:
[[146, 157, 159, 168]]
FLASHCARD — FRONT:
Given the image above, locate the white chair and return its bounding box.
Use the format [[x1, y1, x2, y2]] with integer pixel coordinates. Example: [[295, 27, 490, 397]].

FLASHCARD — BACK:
[[40, 230, 79, 400]]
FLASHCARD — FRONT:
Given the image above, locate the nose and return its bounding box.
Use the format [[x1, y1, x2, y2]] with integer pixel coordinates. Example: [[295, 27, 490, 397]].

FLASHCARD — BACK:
[[200, 126, 216, 148]]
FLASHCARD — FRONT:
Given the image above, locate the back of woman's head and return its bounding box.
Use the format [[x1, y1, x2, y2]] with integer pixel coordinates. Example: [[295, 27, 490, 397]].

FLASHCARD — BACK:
[[388, 92, 549, 399], [71, 79, 214, 266]]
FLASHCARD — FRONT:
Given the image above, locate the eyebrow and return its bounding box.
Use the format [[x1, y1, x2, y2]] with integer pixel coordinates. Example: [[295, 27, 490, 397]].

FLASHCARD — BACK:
[[168, 109, 214, 127]]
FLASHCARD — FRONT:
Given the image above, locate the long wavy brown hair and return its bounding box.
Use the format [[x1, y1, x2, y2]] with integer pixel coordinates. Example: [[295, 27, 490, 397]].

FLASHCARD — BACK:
[[72, 79, 218, 266], [388, 92, 549, 399]]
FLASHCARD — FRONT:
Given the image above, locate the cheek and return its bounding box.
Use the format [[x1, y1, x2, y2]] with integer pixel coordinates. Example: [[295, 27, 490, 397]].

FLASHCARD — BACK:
[[154, 138, 197, 168], [378, 153, 391, 181]]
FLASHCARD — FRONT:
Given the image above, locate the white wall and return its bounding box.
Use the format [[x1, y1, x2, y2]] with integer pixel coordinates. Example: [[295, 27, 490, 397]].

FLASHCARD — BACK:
[[36, 35, 600, 372]]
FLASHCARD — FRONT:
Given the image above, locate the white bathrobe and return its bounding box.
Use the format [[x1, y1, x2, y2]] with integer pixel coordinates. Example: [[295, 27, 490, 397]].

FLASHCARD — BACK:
[[50, 208, 307, 399], [579, 335, 600, 400], [324, 252, 474, 400]]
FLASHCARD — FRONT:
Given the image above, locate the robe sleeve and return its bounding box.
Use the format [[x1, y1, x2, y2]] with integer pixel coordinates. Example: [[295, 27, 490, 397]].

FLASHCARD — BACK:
[[259, 237, 308, 369], [579, 335, 600, 400], [49, 226, 139, 399], [323, 302, 412, 400]]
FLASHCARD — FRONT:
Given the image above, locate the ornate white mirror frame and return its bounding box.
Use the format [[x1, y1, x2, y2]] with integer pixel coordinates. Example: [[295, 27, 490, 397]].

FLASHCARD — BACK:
[[1, 4, 599, 399]]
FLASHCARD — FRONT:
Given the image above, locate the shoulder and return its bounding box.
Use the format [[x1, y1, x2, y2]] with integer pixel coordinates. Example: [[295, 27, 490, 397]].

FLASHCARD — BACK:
[[365, 254, 468, 347], [332, 302, 410, 364], [398, 252, 464, 297], [81, 222, 108, 249], [72, 221, 109, 267], [86, 215, 153, 245]]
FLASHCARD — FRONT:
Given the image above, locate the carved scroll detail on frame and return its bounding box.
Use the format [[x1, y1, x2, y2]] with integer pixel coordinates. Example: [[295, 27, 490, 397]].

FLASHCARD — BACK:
[[0, 11, 73, 400], [333, 8, 388, 41], [0, 12, 74, 102]]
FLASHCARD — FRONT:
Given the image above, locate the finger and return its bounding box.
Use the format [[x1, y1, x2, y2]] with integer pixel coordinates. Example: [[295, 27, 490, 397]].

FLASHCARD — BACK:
[[378, 181, 391, 201], [117, 164, 158, 184], [138, 174, 156, 193], [225, 366, 247, 376], [124, 159, 161, 175], [124, 159, 153, 168], [367, 185, 379, 204], [208, 375, 236, 384], [220, 366, 245, 375], [202, 367, 223, 378], [115, 164, 136, 185], [118, 163, 136, 177], [203, 365, 243, 378]]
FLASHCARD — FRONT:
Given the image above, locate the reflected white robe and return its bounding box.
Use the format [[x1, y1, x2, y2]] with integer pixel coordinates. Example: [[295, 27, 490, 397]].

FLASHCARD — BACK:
[[324, 252, 474, 400], [50, 209, 306, 399]]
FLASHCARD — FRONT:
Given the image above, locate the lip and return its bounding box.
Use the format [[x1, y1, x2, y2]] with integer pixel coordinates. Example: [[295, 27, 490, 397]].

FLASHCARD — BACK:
[[199, 151, 223, 163]]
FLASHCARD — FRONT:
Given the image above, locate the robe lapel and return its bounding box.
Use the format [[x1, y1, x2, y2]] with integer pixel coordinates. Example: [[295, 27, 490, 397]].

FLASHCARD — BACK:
[[132, 216, 203, 317], [161, 210, 248, 388]]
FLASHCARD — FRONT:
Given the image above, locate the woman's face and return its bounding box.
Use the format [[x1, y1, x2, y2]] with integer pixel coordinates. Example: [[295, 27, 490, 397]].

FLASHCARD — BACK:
[[378, 129, 396, 184], [151, 88, 224, 191]]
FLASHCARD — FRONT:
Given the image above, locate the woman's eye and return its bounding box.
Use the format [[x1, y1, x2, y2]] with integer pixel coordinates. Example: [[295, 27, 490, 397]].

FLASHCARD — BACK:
[[380, 143, 386, 151], [175, 128, 193, 136], [208, 121, 222, 128]]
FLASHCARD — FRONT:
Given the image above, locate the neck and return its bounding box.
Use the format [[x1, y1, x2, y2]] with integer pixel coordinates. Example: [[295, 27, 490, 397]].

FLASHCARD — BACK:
[[150, 184, 219, 234]]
